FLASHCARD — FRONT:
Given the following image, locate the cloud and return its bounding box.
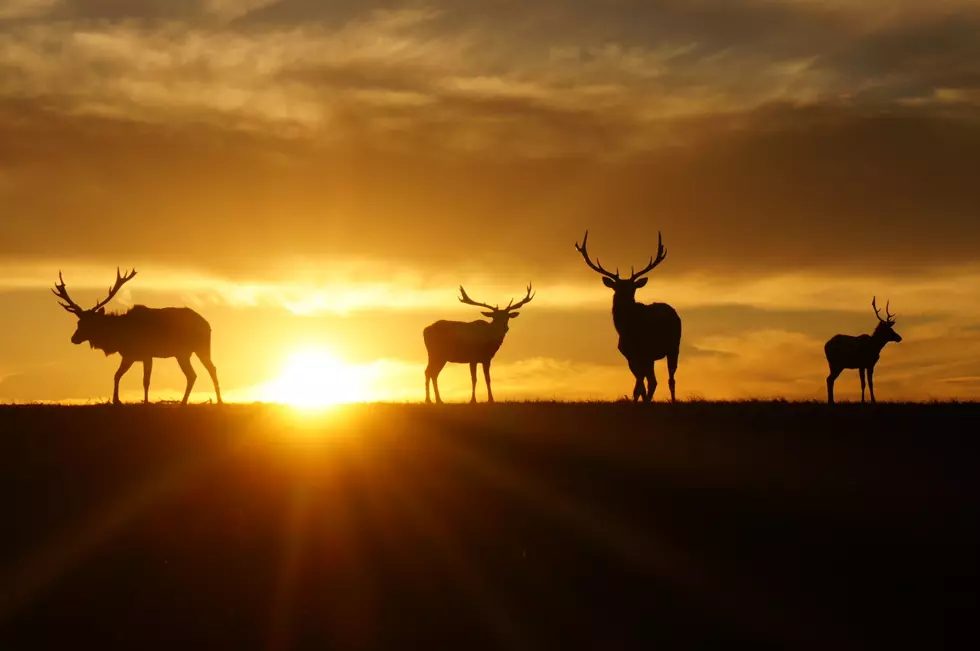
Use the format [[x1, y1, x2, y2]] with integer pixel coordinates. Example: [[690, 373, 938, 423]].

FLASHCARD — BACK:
[[1, 6, 977, 276], [202, 0, 279, 20], [0, 0, 61, 20], [3, 101, 980, 280], [0, 2, 977, 177], [5, 257, 980, 322], [942, 376, 980, 387], [2, 2, 977, 153]]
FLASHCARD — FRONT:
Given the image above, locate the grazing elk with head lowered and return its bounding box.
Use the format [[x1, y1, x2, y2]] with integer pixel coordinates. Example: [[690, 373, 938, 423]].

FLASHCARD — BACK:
[[53, 268, 222, 405], [824, 297, 902, 404], [423, 284, 535, 404], [575, 230, 681, 402]]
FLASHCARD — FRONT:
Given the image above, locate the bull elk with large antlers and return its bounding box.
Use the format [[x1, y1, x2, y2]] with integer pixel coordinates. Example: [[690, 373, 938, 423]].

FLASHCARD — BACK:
[[423, 284, 535, 403], [575, 230, 681, 402], [824, 297, 902, 404], [53, 268, 222, 405]]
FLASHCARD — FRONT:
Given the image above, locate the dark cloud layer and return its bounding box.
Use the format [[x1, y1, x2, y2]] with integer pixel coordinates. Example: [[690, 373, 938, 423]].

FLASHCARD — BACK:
[[1, 2, 978, 278], [2, 100, 979, 278]]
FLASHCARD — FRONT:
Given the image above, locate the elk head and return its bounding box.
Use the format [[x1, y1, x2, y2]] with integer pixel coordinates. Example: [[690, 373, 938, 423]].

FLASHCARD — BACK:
[[574, 230, 667, 303], [872, 296, 902, 343], [458, 284, 535, 332], [52, 268, 137, 347]]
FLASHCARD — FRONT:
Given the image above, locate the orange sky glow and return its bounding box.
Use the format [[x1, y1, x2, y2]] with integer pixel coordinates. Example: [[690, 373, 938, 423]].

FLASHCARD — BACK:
[[2, 1, 980, 404]]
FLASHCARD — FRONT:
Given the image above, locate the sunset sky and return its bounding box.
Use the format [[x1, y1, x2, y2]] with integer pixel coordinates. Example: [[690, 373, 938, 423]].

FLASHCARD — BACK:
[[2, 0, 979, 403]]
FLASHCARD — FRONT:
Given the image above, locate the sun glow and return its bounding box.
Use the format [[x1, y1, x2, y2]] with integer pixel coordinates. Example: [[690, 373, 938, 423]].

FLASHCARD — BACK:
[[259, 347, 371, 409]]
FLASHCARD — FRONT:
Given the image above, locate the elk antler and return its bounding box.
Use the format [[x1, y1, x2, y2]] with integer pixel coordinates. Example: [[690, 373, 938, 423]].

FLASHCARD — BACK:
[[872, 296, 896, 325], [629, 231, 668, 280], [504, 283, 535, 312], [574, 231, 619, 280], [92, 267, 137, 312], [459, 286, 497, 311], [52, 271, 85, 315], [871, 297, 895, 325]]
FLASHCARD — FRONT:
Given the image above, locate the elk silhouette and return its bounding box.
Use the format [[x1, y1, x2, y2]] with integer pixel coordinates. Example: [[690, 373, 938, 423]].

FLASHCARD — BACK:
[[575, 230, 681, 402], [824, 297, 902, 404], [423, 284, 535, 404], [53, 268, 222, 405]]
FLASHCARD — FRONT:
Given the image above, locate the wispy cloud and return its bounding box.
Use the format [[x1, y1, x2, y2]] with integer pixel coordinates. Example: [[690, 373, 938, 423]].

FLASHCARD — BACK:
[[3, 3, 976, 155], [0, 0, 61, 21], [202, 0, 279, 21], [5, 258, 980, 318]]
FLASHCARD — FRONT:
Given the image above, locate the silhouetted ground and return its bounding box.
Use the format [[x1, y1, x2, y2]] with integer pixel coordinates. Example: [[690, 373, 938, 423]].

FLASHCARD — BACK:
[[0, 402, 977, 650]]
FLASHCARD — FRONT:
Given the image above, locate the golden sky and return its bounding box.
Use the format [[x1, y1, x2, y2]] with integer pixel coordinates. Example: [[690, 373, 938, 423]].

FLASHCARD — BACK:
[[2, 0, 980, 402]]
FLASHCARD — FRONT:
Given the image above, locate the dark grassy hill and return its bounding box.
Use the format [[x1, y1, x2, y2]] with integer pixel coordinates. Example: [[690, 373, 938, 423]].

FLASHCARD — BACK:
[[1, 402, 977, 650]]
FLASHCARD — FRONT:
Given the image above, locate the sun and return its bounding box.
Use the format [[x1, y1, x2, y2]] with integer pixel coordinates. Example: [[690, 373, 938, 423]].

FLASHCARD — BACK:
[[260, 347, 369, 408]]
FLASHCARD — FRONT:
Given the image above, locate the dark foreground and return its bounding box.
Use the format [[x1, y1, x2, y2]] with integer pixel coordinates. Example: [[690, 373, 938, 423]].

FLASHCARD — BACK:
[[0, 402, 977, 650]]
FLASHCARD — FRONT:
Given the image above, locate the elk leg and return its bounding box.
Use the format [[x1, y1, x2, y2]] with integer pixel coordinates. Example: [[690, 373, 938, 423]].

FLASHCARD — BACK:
[[859, 368, 866, 403], [469, 362, 478, 404], [196, 352, 222, 404], [867, 366, 876, 404], [426, 360, 446, 404], [827, 366, 842, 404], [645, 365, 657, 403], [113, 358, 134, 405], [177, 356, 197, 405], [142, 359, 153, 404], [667, 351, 679, 403], [628, 361, 645, 403], [432, 372, 443, 404], [483, 362, 494, 403]]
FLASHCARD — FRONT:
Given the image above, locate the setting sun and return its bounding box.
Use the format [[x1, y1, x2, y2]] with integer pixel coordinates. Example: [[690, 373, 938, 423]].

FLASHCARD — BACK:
[[258, 348, 370, 408]]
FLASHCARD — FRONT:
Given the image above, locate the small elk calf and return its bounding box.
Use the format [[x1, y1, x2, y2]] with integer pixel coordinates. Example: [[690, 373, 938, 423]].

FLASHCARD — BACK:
[[53, 268, 222, 405], [423, 284, 535, 404], [824, 297, 902, 404]]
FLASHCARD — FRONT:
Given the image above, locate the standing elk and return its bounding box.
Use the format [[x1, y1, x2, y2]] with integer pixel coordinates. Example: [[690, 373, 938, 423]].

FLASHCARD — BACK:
[[824, 297, 902, 404], [423, 284, 535, 404], [575, 230, 682, 402], [53, 268, 222, 405]]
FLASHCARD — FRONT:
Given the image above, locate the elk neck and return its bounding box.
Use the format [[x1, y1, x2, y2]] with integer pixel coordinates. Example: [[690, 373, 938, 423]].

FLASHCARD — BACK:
[[869, 326, 893, 352], [86, 310, 135, 356], [485, 316, 510, 340], [611, 293, 642, 333]]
